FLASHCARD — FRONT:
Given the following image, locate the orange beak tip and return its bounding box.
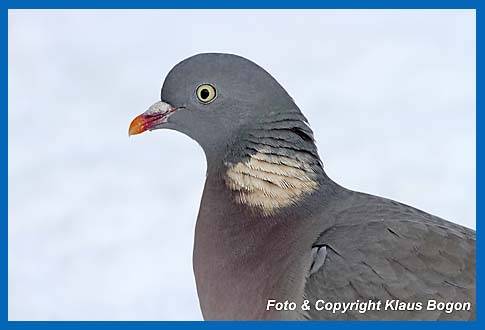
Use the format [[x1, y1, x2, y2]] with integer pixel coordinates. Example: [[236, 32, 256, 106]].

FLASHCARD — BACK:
[[128, 115, 148, 137]]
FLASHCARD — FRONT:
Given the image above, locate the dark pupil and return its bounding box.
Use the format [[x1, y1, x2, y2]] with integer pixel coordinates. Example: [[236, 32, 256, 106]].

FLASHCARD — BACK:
[[200, 89, 210, 100]]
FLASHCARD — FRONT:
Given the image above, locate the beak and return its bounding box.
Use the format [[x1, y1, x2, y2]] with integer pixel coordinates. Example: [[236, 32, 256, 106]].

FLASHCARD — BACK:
[[128, 101, 177, 136]]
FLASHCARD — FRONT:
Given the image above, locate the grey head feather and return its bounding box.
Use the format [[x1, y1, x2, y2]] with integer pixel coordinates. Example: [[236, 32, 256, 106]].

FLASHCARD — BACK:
[[158, 53, 305, 162]]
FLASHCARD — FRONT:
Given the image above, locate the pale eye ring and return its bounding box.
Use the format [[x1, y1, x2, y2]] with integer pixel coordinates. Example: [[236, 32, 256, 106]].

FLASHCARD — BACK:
[[196, 84, 217, 104]]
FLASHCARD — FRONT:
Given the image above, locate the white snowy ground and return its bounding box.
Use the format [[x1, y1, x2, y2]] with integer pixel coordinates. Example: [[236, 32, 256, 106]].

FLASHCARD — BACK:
[[8, 10, 475, 320]]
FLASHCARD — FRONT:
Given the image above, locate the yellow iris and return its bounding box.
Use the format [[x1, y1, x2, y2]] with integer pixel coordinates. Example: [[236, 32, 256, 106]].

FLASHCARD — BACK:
[[196, 84, 217, 104]]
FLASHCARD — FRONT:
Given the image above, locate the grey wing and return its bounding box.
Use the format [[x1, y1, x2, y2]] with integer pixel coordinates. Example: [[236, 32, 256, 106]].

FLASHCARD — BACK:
[[304, 198, 476, 320]]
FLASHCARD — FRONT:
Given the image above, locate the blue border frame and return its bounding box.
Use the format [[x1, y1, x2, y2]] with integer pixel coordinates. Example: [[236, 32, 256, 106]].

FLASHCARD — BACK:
[[4, 0, 480, 328], [2, 0, 482, 9]]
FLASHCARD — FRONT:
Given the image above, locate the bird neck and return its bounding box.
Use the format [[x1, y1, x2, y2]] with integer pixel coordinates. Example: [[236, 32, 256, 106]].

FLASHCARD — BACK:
[[219, 109, 327, 217]]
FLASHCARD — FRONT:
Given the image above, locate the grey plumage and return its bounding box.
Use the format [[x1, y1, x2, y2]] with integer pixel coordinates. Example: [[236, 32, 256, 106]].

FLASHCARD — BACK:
[[309, 245, 327, 275], [129, 53, 475, 320], [305, 192, 475, 320]]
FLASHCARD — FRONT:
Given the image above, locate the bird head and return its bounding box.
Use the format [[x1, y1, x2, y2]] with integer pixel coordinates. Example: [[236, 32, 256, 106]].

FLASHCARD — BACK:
[[128, 53, 297, 157]]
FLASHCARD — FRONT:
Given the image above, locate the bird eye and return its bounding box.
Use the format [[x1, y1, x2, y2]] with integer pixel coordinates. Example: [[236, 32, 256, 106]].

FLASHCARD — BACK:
[[196, 84, 217, 104]]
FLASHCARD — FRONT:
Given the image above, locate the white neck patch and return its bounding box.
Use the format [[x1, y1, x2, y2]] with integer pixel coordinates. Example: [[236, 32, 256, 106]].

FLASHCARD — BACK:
[[224, 151, 319, 216]]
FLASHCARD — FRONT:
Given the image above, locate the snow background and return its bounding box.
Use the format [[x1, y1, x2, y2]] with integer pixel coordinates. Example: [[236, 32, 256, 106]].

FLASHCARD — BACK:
[[8, 10, 475, 320]]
